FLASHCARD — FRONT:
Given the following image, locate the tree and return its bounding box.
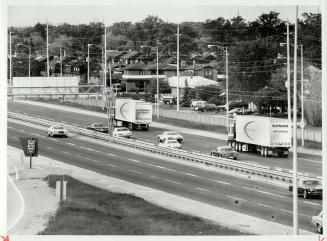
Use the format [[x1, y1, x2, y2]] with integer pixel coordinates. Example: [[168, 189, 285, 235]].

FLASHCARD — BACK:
[[195, 85, 223, 105], [181, 79, 192, 107]]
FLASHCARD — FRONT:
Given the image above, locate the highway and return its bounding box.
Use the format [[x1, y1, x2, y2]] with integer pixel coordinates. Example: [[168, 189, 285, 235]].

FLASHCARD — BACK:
[[7, 120, 322, 232], [8, 100, 322, 176]]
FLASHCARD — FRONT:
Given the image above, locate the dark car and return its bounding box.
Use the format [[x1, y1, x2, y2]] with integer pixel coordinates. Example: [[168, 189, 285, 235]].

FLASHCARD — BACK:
[[86, 123, 109, 133], [289, 179, 322, 199], [198, 104, 218, 112], [210, 146, 238, 160]]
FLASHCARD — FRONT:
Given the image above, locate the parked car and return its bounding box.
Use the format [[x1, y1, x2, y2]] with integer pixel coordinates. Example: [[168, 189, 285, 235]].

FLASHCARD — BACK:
[[198, 104, 218, 112], [191, 100, 207, 110], [210, 146, 237, 160], [86, 123, 109, 133], [311, 211, 323, 234], [112, 127, 132, 138], [288, 179, 322, 199], [158, 139, 181, 149], [158, 131, 183, 143], [216, 104, 227, 112], [47, 125, 68, 137]]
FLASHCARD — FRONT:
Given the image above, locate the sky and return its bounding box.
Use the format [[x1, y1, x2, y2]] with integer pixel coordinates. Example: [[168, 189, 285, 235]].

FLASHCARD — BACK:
[[6, 0, 321, 27]]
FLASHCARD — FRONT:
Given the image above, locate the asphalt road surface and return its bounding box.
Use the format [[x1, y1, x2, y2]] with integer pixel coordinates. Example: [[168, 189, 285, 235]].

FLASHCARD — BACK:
[[8, 100, 322, 176], [7, 120, 322, 232]]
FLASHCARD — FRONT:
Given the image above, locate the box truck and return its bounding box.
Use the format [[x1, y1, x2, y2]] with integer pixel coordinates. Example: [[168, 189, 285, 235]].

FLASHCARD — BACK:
[[227, 115, 291, 157], [114, 98, 152, 131]]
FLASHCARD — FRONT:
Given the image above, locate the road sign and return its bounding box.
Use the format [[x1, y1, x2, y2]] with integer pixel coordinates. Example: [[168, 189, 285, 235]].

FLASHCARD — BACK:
[[27, 139, 36, 154], [19, 137, 39, 157]]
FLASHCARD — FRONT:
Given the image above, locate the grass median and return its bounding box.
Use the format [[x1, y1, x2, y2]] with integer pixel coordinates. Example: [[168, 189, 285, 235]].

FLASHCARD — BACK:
[[40, 175, 249, 235]]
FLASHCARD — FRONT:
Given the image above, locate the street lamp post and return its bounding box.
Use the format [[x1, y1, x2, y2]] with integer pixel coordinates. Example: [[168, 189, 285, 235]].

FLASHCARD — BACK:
[[87, 43, 92, 84], [17, 44, 31, 78], [208, 44, 229, 130]]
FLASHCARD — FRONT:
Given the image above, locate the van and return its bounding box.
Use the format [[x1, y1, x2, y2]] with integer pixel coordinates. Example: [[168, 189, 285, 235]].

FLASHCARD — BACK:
[[191, 100, 207, 110]]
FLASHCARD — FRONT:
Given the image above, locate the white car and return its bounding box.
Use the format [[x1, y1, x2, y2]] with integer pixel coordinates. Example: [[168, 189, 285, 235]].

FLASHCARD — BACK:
[[112, 127, 132, 138], [311, 211, 323, 234], [158, 131, 183, 143], [47, 125, 68, 137], [158, 139, 181, 149]]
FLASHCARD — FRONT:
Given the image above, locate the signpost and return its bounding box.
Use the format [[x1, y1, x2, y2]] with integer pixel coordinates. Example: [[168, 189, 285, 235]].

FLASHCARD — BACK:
[[19, 137, 38, 169]]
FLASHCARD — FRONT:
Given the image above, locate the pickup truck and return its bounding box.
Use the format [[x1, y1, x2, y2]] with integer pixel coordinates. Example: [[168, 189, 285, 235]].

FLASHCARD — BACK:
[[288, 179, 322, 199]]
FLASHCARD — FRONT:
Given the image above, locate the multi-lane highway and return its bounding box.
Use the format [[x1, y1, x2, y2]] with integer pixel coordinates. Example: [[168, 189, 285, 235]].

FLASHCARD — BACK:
[[8, 100, 322, 176], [8, 117, 321, 232]]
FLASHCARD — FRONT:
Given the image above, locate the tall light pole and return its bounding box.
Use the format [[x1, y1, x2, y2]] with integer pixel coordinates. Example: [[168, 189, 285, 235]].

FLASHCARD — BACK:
[[60, 45, 63, 77], [287, 20, 291, 123], [292, 5, 298, 235], [9, 30, 12, 85], [17, 43, 31, 78], [176, 25, 180, 111], [46, 20, 49, 78], [208, 44, 229, 130], [300, 44, 304, 147], [87, 43, 92, 84]]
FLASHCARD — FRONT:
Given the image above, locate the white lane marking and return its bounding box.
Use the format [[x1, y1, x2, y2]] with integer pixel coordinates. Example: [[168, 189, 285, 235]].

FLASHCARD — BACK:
[[163, 178, 182, 185], [128, 158, 140, 163], [46, 146, 55, 150], [7, 176, 25, 232], [34, 167, 45, 170], [279, 208, 293, 214], [196, 187, 209, 192], [106, 153, 117, 157], [299, 213, 312, 218], [80, 146, 93, 151], [184, 173, 198, 177], [107, 163, 118, 167], [84, 157, 92, 161], [144, 139, 153, 142], [303, 201, 321, 207], [214, 180, 231, 185], [62, 151, 71, 155], [255, 202, 272, 208], [150, 175, 160, 179], [225, 195, 247, 202], [129, 170, 141, 174], [51, 139, 58, 142], [256, 190, 285, 198], [92, 159, 100, 163], [241, 186, 255, 191], [298, 157, 321, 163], [8, 126, 14, 129], [144, 163, 177, 172], [18, 130, 25, 132], [66, 142, 75, 146]]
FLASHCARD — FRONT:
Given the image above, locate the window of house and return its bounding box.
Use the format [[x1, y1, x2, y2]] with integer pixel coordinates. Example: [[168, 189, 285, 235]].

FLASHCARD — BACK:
[[204, 69, 212, 75]]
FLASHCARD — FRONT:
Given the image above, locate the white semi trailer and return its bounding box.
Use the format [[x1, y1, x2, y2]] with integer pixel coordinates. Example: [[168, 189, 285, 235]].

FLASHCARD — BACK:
[[227, 115, 292, 157], [114, 98, 152, 131]]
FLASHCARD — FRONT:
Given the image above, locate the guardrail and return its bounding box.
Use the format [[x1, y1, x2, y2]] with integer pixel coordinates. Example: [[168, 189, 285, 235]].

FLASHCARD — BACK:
[[8, 112, 320, 184]]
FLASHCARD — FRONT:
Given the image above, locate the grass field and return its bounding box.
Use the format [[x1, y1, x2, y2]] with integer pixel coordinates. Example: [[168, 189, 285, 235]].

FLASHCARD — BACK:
[[40, 175, 249, 235]]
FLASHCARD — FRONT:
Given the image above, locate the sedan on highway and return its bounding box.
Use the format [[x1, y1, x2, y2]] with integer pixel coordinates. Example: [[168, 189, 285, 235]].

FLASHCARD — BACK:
[[86, 123, 109, 133], [210, 146, 237, 160], [311, 211, 323, 234], [158, 131, 183, 143], [112, 127, 132, 138], [47, 125, 68, 137], [289, 179, 322, 199], [158, 139, 181, 149]]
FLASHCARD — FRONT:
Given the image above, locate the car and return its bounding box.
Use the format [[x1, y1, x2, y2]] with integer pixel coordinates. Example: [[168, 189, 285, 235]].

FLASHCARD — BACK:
[[158, 131, 183, 143], [197, 104, 218, 112], [47, 125, 68, 137], [210, 146, 238, 160], [311, 211, 323, 234], [112, 127, 132, 138], [191, 100, 207, 110], [86, 123, 109, 133], [158, 139, 181, 149], [288, 179, 322, 199]]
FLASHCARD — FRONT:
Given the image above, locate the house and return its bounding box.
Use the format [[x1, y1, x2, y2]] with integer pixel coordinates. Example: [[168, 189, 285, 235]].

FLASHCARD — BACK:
[[119, 51, 142, 65], [185, 62, 220, 81], [168, 75, 219, 98], [107, 50, 127, 65]]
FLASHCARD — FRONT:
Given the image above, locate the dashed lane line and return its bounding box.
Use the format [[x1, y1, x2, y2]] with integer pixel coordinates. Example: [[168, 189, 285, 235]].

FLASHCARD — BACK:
[[279, 208, 293, 214], [65, 142, 76, 146], [162, 178, 182, 185], [303, 201, 321, 207], [255, 202, 272, 208], [107, 163, 118, 168], [62, 151, 71, 155], [106, 153, 117, 157], [298, 157, 321, 163], [184, 173, 198, 177], [150, 175, 160, 179], [256, 190, 285, 198], [128, 158, 141, 163], [46, 146, 55, 150], [214, 180, 231, 185], [30, 132, 43, 137], [225, 195, 247, 202], [128, 170, 141, 174], [196, 187, 209, 192]]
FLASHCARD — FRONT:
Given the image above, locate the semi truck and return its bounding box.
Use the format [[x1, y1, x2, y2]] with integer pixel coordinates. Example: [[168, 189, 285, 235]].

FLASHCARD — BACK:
[[227, 115, 292, 157], [114, 98, 152, 131]]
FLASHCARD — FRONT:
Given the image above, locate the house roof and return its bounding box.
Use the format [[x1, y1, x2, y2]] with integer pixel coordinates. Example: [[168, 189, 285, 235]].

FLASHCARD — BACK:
[[120, 51, 141, 59], [124, 63, 147, 70], [168, 76, 219, 88], [144, 63, 178, 71], [106, 50, 127, 59]]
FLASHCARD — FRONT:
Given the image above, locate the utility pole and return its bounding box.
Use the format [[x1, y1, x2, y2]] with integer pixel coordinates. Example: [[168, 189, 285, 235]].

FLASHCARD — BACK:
[[176, 25, 180, 111], [300, 44, 304, 147], [292, 5, 298, 235], [60, 45, 62, 77], [28, 45, 31, 78], [156, 46, 159, 119], [9, 30, 12, 86], [104, 26, 107, 88], [46, 20, 49, 78], [87, 44, 91, 84], [225, 46, 229, 131], [287, 20, 291, 123]]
